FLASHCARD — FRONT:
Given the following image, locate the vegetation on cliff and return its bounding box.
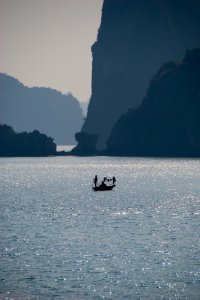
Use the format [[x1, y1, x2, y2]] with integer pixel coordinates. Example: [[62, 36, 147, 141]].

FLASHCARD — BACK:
[[106, 49, 200, 157]]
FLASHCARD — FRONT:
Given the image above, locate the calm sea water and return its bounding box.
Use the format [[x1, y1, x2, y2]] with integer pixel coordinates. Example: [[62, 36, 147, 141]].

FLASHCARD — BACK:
[[56, 145, 74, 152], [0, 156, 199, 299]]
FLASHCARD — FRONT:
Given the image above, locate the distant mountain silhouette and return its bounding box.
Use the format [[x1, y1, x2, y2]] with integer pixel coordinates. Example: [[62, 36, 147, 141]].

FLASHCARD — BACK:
[[106, 48, 200, 157], [0, 124, 56, 156], [74, 0, 200, 153], [0, 74, 84, 145]]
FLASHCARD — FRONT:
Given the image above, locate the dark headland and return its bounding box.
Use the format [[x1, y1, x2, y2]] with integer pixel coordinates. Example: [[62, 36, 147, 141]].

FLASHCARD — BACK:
[[0, 124, 58, 157]]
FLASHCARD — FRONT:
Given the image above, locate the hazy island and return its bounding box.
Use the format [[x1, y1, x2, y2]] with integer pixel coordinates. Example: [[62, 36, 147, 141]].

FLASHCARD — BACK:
[[0, 73, 84, 145]]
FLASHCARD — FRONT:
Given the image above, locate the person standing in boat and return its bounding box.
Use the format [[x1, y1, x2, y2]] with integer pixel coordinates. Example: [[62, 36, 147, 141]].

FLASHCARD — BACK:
[[113, 176, 116, 185], [94, 175, 98, 187]]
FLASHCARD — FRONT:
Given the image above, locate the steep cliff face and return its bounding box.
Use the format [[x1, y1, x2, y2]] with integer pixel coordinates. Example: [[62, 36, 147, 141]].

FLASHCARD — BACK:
[[106, 48, 200, 157], [77, 0, 200, 152], [0, 74, 84, 144]]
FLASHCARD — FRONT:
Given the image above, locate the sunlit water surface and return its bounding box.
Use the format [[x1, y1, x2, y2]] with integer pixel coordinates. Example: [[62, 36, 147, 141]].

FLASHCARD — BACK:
[[0, 156, 199, 299]]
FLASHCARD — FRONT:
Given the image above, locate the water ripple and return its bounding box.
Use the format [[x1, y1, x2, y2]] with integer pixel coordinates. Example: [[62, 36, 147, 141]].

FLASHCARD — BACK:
[[0, 156, 200, 299]]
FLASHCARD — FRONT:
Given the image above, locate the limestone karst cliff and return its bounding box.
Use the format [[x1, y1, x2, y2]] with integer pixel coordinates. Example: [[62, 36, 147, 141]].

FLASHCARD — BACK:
[[74, 0, 200, 154], [0, 73, 84, 145], [106, 48, 200, 157]]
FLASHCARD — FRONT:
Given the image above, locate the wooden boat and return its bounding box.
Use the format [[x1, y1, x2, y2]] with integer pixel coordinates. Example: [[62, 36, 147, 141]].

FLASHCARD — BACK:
[[92, 184, 115, 191]]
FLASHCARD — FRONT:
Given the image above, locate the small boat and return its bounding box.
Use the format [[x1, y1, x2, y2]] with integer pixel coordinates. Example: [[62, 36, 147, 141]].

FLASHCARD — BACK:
[[93, 184, 115, 191], [92, 175, 116, 191]]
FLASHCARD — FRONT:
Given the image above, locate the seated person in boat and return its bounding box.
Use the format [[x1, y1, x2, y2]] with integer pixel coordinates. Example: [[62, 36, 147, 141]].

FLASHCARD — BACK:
[[100, 180, 107, 188]]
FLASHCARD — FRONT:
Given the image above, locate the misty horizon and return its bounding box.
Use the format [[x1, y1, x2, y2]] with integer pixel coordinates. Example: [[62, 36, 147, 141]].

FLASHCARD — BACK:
[[0, 0, 103, 102]]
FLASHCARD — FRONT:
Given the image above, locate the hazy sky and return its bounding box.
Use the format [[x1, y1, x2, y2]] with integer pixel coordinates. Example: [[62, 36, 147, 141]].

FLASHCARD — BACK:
[[0, 0, 103, 102]]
